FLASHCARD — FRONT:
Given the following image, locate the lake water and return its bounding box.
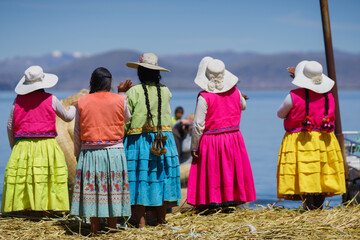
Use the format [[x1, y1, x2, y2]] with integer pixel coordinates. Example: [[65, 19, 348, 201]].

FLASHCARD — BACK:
[[0, 89, 359, 209]]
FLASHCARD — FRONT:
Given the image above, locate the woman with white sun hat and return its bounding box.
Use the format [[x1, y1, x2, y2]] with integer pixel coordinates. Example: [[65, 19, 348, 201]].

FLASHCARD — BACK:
[[277, 60, 346, 210], [187, 57, 257, 208], [123, 53, 181, 228], [2, 66, 76, 215]]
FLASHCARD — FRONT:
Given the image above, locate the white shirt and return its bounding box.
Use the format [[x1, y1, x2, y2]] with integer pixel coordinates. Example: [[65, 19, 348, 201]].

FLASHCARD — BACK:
[[191, 89, 246, 151], [73, 92, 131, 158], [7, 95, 76, 149], [277, 94, 293, 119]]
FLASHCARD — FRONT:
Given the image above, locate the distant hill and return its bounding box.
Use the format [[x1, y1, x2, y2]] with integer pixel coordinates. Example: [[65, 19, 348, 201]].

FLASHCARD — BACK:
[[0, 51, 89, 90], [0, 49, 359, 91]]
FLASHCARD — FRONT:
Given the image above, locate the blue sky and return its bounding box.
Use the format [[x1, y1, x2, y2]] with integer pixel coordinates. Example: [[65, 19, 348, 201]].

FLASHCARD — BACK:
[[0, 0, 359, 60]]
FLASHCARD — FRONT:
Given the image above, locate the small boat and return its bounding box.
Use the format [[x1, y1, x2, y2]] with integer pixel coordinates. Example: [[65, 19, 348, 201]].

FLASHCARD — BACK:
[[342, 131, 360, 203]]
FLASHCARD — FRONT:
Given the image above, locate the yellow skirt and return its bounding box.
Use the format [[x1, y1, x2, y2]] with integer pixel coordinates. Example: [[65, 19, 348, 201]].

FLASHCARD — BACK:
[[1, 138, 69, 212], [277, 131, 346, 200]]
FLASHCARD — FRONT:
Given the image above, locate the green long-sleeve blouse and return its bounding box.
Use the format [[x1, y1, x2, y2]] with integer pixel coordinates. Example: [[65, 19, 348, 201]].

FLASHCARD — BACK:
[[125, 83, 173, 135]]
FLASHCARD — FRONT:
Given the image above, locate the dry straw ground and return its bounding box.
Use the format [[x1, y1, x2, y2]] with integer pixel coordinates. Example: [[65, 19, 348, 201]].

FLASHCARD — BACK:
[[1, 203, 359, 239]]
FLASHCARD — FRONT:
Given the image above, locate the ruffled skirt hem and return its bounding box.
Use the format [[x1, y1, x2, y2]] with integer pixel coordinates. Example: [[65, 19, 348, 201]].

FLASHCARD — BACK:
[[124, 132, 181, 206], [1, 138, 69, 212], [277, 131, 346, 199]]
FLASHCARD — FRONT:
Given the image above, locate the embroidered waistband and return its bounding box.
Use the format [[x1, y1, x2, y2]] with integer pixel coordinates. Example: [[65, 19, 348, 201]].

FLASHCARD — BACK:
[[204, 125, 239, 134], [285, 127, 334, 133], [126, 125, 172, 135], [81, 139, 123, 146], [14, 132, 57, 138]]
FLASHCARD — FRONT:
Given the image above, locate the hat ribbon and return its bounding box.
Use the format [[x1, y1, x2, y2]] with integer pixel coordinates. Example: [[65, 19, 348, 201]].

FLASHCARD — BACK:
[[304, 70, 323, 85], [139, 56, 158, 66], [310, 75, 322, 85], [24, 74, 45, 84], [206, 71, 224, 91]]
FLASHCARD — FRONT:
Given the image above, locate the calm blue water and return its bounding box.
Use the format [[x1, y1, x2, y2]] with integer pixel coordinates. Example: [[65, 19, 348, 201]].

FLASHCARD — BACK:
[[0, 89, 359, 209]]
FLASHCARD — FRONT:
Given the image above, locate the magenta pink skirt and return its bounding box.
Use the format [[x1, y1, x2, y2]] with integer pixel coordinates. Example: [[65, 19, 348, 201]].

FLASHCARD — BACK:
[[187, 130, 256, 206]]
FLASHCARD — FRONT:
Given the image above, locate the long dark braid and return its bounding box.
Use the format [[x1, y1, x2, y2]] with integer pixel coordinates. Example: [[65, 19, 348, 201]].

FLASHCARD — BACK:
[[321, 91, 334, 132], [154, 78, 167, 155], [324, 92, 329, 116], [156, 81, 162, 128], [302, 89, 314, 130], [137, 66, 167, 155], [302, 89, 333, 132], [141, 81, 153, 122], [138, 66, 162, 129]]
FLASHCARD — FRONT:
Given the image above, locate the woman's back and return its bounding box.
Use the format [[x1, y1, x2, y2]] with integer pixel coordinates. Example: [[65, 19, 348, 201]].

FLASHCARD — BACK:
[[78, 91, 125, 144], [199, 86, 242, 133], [126, 83, 172, 134]]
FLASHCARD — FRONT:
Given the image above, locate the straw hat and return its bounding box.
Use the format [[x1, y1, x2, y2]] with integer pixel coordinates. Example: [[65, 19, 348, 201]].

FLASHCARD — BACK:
[[15, 66, 58, 95], [126, 53, 170, 72], [292, 60, 334, 93], [194, 57, 238, 93]]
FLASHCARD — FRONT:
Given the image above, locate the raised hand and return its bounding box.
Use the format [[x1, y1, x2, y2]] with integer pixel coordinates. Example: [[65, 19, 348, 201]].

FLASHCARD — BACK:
[[287, 67, 295, 78], [117, 79, 133, 93], [241, 93, 249, 100]]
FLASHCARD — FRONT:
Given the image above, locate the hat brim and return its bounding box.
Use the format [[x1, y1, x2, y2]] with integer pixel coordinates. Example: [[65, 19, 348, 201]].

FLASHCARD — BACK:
[[15, 73, 58, 95], [194, 56, 238, 93], [126, 62, 170, 72], [292, 60, 334, 94]]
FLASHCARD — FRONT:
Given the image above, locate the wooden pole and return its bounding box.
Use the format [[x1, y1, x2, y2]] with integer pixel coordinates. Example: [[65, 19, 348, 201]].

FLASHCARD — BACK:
[[319, 0, 349, 180]]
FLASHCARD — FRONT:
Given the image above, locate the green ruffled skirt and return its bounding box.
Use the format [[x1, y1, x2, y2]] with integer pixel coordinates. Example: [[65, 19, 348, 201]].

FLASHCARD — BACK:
[[1, 138, 69, 212]]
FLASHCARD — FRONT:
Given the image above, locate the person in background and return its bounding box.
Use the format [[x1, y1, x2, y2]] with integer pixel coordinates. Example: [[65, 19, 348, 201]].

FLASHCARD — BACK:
[[187, 57, 256, 209], [171, 107, 186, 157], [172, 106, 184, 125], [70, 67, 132, 234], [172, 114, 194, 164], [2, 66, 75, 216], [277, 60, 346, 210], [123, 53, 181, 228]]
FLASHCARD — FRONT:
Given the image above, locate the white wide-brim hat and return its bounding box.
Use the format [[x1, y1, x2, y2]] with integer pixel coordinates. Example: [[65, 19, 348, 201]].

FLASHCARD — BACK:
[[194, 56, 238, 93], [15, 66, 58, 95], [292, 60, 334, 94], [126, 53, 170, 72]]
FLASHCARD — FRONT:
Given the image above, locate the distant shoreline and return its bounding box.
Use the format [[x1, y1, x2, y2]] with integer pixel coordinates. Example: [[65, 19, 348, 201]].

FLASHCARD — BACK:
[[1, 50, 360, 92], [1, 87, 360, 92]]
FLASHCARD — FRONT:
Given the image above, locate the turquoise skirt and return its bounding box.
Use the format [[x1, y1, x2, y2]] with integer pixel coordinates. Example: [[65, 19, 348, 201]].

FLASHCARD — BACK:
[[70, 147, 131, 218], [124, 132, 181, 206]]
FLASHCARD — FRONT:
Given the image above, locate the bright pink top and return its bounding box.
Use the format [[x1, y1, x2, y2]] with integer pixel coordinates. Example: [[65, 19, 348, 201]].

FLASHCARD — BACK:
[[284, 88, 335, 132], [13, 91, 57, 138], [199, 86, 241, 134]]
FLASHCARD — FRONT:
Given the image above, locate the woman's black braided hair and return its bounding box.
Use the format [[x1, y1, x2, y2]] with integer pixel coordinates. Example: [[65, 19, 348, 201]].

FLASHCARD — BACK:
[[137, 66, 162, 127]]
